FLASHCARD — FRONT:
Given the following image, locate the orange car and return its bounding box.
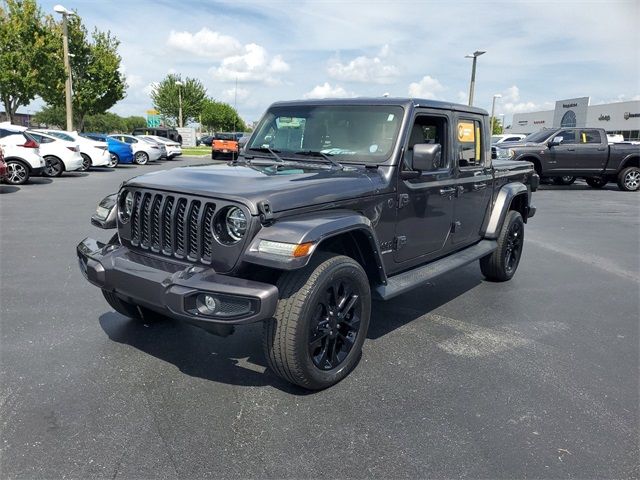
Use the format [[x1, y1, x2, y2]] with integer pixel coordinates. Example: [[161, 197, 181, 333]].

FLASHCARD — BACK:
[[211, 133, 239, 160]]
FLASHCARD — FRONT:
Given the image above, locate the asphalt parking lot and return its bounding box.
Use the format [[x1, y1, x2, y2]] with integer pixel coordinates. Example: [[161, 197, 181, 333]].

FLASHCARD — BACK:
[[1, 160, 638, 479]]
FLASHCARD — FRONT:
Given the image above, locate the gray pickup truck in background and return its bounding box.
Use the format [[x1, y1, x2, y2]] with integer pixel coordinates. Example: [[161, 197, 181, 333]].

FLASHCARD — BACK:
[[496, 127, 640, 191]]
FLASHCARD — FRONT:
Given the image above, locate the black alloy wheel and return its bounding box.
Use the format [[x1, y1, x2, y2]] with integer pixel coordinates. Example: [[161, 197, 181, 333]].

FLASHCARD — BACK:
[[586, 177, 607, 189], [43, 156, 63, 177], [504, 220, 523, 275], [308, 277, 362, 370], [554, 176, 576, 185]]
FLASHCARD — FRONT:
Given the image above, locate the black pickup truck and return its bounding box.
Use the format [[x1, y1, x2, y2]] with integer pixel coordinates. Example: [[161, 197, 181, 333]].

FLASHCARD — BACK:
[[77, 98, 538, 390], [495, 127, 640, 191]]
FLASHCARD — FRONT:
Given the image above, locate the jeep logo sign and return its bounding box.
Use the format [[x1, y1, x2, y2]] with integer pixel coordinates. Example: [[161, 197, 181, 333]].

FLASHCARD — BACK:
[[598, 114, 610, 121]]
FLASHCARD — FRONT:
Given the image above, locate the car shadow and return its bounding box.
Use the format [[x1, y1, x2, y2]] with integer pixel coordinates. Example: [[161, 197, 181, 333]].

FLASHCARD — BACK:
[[368, 266, 482, 339], [87, 167, 116, 173], [98, 267, 482, 393], [117, 165, 137, 169], [28, 177, 53, 185], [0, 185, 20, 194], [98, 312, 309, 395], [538, 184, 620, 191], [64, 172, 90, 178]]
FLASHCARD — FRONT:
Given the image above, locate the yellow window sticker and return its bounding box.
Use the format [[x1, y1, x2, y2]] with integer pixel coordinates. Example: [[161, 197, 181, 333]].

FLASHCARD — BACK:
[[457, 121, 475, 142]]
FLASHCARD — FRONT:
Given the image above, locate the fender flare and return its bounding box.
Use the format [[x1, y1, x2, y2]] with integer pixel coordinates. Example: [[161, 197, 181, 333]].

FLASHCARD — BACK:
[[483, 182, 529, 239], [242, 209, 386, 280], [620, 154, 639, 170]]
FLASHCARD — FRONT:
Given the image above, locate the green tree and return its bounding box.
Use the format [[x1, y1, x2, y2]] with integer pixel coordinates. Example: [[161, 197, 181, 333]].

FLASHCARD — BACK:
[[122, 115, 147, 132], [0, 0, 59, 123], [39, 14, 127, 130], [32, 104, 65, 127], [150, 74, 206, 127], [83, 112, 123, 133], [490, 116, 503, 135], [201, 98, 246, 132]]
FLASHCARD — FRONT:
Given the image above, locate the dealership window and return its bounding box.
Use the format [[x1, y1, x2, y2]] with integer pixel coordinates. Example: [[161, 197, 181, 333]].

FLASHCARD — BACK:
[[561, 110, 577, 127], [457, 119, 483, 167]]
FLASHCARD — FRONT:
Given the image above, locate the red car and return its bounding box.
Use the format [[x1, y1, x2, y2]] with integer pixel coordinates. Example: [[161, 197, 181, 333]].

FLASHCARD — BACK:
[[0, 146, 7, 182]]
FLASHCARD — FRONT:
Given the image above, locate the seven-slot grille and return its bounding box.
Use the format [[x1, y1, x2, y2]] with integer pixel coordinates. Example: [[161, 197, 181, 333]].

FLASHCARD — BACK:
[[128, 191, 217, 264]]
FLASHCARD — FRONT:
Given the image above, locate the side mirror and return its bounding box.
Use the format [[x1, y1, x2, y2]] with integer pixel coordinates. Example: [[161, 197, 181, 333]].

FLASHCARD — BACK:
[[412, 143, 441, 172], [548, 136, 563, 147]]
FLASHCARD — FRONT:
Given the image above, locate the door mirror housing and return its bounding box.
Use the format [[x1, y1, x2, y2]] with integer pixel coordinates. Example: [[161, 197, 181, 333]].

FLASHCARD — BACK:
[[412, 143, 441, 172], [548, 136, 563, 148]]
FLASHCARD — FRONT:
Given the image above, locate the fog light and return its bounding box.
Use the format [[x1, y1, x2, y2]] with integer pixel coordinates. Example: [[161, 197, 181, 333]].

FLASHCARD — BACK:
[[204, 295, 217, 312], [194, 293, 254, 318]]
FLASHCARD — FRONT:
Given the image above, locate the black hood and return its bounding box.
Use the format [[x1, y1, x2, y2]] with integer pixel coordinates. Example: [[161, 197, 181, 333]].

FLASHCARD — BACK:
[[125, 162, 378, 214]]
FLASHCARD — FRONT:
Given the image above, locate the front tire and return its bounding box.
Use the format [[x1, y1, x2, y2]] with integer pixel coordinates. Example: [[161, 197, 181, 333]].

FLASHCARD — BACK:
[[617, 166, 640, 192], [263, 253, 371, 390], [586, 177, 607, 189], [480, 210, 525, 282], [553, 176, 576, 185], [43, 156, 64, 177], [134, 151, 149, 165]]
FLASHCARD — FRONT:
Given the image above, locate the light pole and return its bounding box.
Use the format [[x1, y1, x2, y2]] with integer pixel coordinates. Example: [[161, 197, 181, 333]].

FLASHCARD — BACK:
[[54, 5, 75, 131], [175, 80, 183, 128], [465, 50, 486, 106], [490, 93, 502, 134], [499, 114, 505, 133]]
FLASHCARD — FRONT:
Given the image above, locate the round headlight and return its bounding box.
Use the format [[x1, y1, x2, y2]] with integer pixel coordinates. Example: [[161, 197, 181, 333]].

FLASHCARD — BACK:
[[226, 207, 247, 241], [119, 190, 134, 222]]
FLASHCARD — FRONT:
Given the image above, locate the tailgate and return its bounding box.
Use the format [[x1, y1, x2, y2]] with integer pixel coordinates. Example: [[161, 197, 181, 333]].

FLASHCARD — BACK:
[[212, 139, 239, 152]]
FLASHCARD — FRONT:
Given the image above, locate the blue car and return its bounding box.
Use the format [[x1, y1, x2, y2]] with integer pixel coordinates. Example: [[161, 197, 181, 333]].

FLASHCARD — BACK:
[[81, 133, 134, 167]]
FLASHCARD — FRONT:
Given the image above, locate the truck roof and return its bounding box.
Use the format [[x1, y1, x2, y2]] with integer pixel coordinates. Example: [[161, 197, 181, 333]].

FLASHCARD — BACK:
[[270, 97, 488, 116]]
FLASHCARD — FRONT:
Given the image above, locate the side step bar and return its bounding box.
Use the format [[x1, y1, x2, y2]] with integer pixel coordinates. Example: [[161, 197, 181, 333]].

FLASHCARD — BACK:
[[374, 240, 498, 300]]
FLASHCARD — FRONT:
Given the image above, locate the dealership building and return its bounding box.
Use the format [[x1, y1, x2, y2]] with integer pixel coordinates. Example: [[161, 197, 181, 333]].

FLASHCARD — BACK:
[[506, 97, 640, 140]]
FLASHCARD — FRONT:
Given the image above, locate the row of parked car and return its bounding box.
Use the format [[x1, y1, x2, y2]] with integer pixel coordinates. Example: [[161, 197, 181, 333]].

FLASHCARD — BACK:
[[0, 123, 183, 185]]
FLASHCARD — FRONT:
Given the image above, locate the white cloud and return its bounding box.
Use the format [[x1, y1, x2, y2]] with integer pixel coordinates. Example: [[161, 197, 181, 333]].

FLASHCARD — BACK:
[[222, 87, 250, 103], [457, 91, 467, 104], [499, 85, 554, 114], [303, 82, 355, 99], [328, 45, 400, 84], [210, 43, 290, 85], [408, 76, 445, 99], [143, 82, 157, 96], [166, 28, 242, 59]]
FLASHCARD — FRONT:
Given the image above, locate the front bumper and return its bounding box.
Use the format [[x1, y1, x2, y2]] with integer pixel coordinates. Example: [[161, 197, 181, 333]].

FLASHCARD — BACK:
[[77, 238, 279, 328]]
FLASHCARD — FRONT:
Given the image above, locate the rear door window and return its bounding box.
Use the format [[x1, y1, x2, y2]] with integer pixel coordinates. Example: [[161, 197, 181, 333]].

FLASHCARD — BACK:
[[580, 129, 602, 144], [457, 118, 484, 168]]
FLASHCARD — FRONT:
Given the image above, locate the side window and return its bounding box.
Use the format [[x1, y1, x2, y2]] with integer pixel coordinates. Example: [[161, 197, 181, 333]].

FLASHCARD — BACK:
[[457, 118, 483, 167], [405, 115, 448, 171], [506, 137, 521, 142], [554, 130, 577, 144], [580, 129, 601, 144]]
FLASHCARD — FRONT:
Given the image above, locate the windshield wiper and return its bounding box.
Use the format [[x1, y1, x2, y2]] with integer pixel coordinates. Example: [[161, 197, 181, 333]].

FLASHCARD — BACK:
[[294, 150, 343, 169], [247, 147, 285, 163]]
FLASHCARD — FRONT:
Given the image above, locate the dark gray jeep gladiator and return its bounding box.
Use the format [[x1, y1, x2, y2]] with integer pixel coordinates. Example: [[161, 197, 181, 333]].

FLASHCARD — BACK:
[[77, 98, 538, 390], [495, 127, 640, 191]]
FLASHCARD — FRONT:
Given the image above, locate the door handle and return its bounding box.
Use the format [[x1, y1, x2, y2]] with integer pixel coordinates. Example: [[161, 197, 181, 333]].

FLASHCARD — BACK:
[[567, 148, 575, 151], [473, 182, 487, 191], [440, 187, 456, 196]]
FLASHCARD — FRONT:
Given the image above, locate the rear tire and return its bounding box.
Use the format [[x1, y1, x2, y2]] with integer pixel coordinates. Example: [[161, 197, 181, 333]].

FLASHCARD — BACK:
[[553, 176, 575, 185], [263, 253, 371, 390], [617, 166, 640, 192], [79, 153, 92, 172], [480, 210, 525, 282], [4, 160, 30, 185], [43, 156, 64, 177], [586, 177, 607, 189]]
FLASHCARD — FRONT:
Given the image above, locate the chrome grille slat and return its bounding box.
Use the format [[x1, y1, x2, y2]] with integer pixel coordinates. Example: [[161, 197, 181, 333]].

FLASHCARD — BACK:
[[124, 190, 219, 265]]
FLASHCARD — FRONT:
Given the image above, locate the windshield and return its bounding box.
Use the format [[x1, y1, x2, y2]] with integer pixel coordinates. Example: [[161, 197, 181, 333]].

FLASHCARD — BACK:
[[247, 105, 404, 163], [46, 131, 74, 141], [523, 129, 555, 143]]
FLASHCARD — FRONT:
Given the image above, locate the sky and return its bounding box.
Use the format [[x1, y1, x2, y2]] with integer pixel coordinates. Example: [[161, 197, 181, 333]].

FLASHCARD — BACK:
[[30, 0, 640, 127]]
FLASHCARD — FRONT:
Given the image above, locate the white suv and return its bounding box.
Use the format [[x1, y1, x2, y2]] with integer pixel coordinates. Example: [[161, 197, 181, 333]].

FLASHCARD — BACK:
[[0, 127, 45, 185], [36, 129, 111, 171], [26, 130, 83, 177]]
